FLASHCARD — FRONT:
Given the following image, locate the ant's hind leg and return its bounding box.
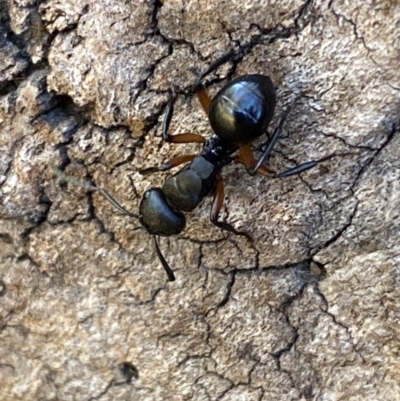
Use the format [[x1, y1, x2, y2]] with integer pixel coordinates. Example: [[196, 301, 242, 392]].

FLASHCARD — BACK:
[[275, 153, 356, 178], [234, 144, 276, 177], [195, 50, 237, 115], [195, 50, 236, 85], [235, 146, 357, 179], [164, 50, 233, 134], [197, 87, 211, 115], [162, 91, 206, 144], [248, 97, 298, 176], [210, 174, 253, 243]]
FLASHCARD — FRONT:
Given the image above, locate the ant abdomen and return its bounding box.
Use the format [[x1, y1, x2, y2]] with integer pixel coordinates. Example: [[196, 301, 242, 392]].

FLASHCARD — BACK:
[[208, 74, 276, 144]]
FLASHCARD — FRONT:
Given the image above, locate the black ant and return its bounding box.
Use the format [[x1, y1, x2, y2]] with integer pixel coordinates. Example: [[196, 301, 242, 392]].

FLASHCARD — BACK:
[[54, 56, 349, 281]]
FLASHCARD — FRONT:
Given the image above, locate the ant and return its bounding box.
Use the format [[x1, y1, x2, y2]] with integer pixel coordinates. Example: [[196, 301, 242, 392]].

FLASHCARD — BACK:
[[54, 55, 348, 281]]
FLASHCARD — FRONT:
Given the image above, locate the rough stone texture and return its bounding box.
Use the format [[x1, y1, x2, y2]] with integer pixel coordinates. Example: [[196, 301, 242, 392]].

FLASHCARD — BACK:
[[0, 0, 399, 400]]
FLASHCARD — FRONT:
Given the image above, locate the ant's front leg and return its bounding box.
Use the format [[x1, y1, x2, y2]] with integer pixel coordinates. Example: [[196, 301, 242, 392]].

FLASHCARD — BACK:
[[210, 174, 254, 243]]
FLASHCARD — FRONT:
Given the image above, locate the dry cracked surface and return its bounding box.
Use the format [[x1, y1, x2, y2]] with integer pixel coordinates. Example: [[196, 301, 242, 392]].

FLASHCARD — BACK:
[[1, 0, 400, 400]]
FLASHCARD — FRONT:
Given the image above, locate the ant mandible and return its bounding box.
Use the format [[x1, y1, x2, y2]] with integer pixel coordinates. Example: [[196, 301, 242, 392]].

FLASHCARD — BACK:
[[54, 55, 344, 281]]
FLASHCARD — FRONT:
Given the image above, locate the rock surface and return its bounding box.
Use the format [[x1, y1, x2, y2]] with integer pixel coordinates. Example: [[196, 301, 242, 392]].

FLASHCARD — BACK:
[[1, 0, 399, 400]]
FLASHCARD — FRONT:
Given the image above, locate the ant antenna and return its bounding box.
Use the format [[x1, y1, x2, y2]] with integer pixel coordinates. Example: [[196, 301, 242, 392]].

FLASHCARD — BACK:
[[152, 236, 175, 281], [51, 166, 175, 281], [51, 166, 139, 218]]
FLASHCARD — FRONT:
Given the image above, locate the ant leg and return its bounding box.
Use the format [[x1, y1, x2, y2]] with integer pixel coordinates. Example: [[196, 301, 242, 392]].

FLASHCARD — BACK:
[[234, 144, 275, 177], [275, 153, 355, 178], [197, 87, 211, 115], [164, 49, 230, 137], [235, 146, 357, 179], [152, 236, 175, 282], [162, 91, 206, 144], [139, 154, 196, 175], [51, 166, 139, 218], [248, 97, 298, 176], [165, 133, 206, 144], [210, 174, 253, 243], [163, 51, 237, 142], [194, 50, 238, 114], [195, 50, 236, 85]]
